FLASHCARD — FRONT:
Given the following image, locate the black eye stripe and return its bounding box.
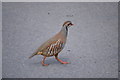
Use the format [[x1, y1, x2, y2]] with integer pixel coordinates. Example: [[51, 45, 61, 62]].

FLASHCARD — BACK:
[[68, 23, 72, 26]]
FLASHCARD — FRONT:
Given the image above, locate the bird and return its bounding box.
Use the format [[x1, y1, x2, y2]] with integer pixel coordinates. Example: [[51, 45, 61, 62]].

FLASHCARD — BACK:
[[29, 21, 74, 66]]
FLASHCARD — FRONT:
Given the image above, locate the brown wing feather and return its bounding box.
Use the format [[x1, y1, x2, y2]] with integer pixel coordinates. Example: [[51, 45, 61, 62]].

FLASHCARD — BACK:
[[33, 31, 66, 57]]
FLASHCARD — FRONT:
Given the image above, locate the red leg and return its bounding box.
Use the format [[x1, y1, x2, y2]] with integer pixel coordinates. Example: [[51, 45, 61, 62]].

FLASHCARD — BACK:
[[55, 56, 69, 64], [41, 56, 49, 66]]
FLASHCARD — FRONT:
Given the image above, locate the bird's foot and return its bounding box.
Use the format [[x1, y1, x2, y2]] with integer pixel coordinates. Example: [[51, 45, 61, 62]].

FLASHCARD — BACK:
[[41, 61, 49, 66], [55, 58, 70, 64], [42, 63, 49, 66], [41, 56, 49, 66], [61, 61, 70, 64], [55, 56, 70, 64]]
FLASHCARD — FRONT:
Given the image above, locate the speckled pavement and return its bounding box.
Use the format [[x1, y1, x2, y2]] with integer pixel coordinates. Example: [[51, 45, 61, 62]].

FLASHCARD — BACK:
[[2, 2, 118, 78]]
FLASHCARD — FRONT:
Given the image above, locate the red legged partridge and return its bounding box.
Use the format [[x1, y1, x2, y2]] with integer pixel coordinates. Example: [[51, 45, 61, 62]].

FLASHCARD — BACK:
[[29, 21, 74, 66]]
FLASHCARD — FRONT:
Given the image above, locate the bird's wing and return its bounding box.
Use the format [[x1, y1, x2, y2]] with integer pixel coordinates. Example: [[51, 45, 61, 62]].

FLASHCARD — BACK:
[[35, 37, 58, 52], [35, 31, 66, 54], [29, 39, 56, 58]]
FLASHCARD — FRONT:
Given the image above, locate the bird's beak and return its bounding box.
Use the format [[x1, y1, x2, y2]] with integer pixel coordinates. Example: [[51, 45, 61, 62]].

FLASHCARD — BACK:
[[71, 24, 74, 26]]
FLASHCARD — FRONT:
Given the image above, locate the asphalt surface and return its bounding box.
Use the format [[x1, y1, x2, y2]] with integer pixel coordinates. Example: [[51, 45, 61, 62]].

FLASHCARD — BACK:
[[2, 2, 118, 78], [0, 2, 2, 79]]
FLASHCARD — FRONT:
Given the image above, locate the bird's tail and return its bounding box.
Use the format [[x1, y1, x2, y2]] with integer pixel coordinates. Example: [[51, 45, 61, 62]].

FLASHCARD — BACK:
[[29, 52, 37, 59]]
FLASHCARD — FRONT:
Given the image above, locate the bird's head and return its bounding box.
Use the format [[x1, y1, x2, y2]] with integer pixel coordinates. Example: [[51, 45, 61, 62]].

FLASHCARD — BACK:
[[62, 21, 74, 28]]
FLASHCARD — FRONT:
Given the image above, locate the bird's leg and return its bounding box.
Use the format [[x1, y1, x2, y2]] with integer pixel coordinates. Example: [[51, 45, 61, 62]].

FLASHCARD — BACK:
[[41, 56, 49, 66], [55, 56, 69, 64]]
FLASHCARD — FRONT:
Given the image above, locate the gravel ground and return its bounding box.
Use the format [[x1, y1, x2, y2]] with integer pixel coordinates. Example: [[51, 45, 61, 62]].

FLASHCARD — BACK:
[[2, 2, 118, 78]]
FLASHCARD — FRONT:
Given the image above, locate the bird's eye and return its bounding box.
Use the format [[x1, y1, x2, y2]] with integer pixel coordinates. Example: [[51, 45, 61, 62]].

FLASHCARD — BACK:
[[68, 23, 72, 26]]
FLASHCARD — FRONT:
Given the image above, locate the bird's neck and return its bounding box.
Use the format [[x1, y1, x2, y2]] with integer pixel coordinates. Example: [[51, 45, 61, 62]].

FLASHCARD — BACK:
[[60, 26, 68, 37]]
